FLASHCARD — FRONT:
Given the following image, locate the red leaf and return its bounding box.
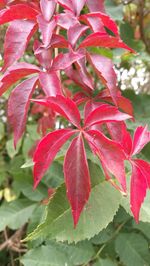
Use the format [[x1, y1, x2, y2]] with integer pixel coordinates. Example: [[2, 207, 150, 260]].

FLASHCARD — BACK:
[[84, 100, 103, 120], [58, 11, 78, 29], [65, 57, 94, 93], [32, 95, 81, 128], [106, 122, 132, 156], [0, 4, 38, 24], [99, 93, 134, 117], [80, 12, 119, 36], [8, 76, 38, 147], [58, 0, 73, 12], [51, 34, 69, 48], [73, 92, 89, 105], [37, 115, 55, 136], [3, 20, 37, 71], [39, 71, 62, 96], [71, 0, 86, 16], [40, 0, 56, 21], [131, 126, 150, 156], [59, 0, 86, 16], [80, 14, 106, 33], [68, 22, 89, 48], [33, 40, 52, 70], [80, 33, 135, 52], [0, 62, 40, 96], [64, 134, 91, 226], [51, 49, 85, 71], [87, 53, 118, 103], [37, 15, 56, 47], [33, 129, 76, 188], [85, 130, 126, 192], [84, 104, 132, 128], [86, 0, 105, 13], [130, 159, 150, 222]]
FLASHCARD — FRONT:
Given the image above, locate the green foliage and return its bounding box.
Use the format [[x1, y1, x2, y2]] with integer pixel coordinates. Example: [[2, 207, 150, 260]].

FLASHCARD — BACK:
[[105, 0, 123, 21], [115, 233, 150, 266], [21, 241, 95, 266], [25, 181, 121, 243], [0, 199, 37, 231], [0, 1, 150, 266]]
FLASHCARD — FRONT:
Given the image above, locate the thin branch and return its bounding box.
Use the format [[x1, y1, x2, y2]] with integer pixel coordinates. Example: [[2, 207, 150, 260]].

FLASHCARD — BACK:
[[0, 224, 27, 253], [139, 0, 150, 54]]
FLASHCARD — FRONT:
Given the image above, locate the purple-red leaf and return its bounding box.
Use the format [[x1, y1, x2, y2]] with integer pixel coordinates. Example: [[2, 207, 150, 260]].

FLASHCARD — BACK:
[[131, 126, 150, 156], [58, 11, 78, 30], [58, 0, 73, 12], [68, 22, 89, 48], [86, 0, 105, 13], [0, 62, 40, 96], [72, 0, 86, 16], [84, 104, 132, 128], [65, 57, 94, 93], [8, 76, 38, 147], [3, 20, 37, 71], [0, 4, 38, 24], [106, 122, 132, 156], [39, 71, 62, 96], [80, 33, 135, 52], [51, 49, 85, 71], [80, 14, 106, 33], [130, 159, 150, 222], [99, 92, 134, 117], [33, 40, 52, 70], [40, 0, 56, 21], [51, 34, 68, 48], [80, 12, 119, 36], [87, 53, 118, 103], [85, 130, 126, 192], [33, 129, 76, 188], [32, 95, 81, 128], [84, 100, 103, 120], [59, 0, 86, 16], [73, 92, 89, 105], [37, 15, 56, 47], [64, 134, 91, 226]]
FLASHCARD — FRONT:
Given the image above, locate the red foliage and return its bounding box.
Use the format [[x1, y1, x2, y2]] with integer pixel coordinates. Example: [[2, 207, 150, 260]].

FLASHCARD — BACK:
[[0, 0, 150, 227]]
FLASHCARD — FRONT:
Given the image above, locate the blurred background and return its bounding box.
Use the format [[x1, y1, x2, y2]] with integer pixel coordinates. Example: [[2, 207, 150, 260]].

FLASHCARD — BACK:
[[0, 0, 150, 265]]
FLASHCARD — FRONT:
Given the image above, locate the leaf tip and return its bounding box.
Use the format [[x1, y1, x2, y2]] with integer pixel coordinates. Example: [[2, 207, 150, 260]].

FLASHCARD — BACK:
[[72, 209, 81, 228]]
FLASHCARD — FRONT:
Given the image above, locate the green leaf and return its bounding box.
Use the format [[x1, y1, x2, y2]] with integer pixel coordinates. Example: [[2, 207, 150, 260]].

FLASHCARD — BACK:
[[25, 181, 121, 243], [13, 173, 47, 202], [123, 90, 150, 130], [0, 122, 5, 140], [21, 245, 72, 266], [120, 22, 143, 52], [0, 199, 37, 231], [0, 155, 7, 185], [139, 191, 150, 222], [27, 124, 40, 141], [115, 233, 150, 266], [46, 240, 95, 265], [88, 160, 104, 187], [27, 205, 47, 249], [22, 241, 94, 266], [6, 138, 21, 158], [121, 188, 150, 223], [132, 220, 150, 239], [91, 223, 114, 245], [93, 258, 118, 266], [88, 47, 113, 59], [21, 159, 34, 168], [105, 0, 123, 21], [43, 161, 64, 188]]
